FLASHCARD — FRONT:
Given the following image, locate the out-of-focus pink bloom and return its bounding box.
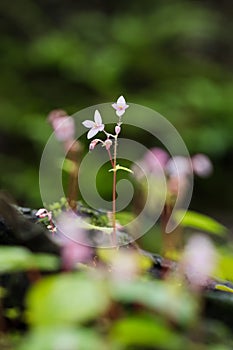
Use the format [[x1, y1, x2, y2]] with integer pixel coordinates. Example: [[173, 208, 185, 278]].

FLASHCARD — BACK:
[[62, 238, 92, 270], [56, 212, 92, 270], [165, 156, 192, 177], [115, 125, 121, 135], [112, 96, 129, 117], [143, 148, 169, 174], [181, 235, 217, 290], [47, 109, 67, 124], [52, 116, 75, 142], [133, 148, 169, 179], [36, 208, 52, 221], [82, 110, 105, 139], [104, 139, 112, 150], [192, 154, 213, 177]]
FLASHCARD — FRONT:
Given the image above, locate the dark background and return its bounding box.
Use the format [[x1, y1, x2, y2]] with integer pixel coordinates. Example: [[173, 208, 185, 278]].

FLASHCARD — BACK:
[[0, 0, 232, 227]]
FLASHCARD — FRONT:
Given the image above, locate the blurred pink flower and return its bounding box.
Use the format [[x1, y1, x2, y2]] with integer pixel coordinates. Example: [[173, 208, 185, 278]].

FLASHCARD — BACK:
[[181, 234, 217, 290], [52, 116, 75, 142], [82, 110, 105, 139], [62, 239, 92, 270], [165, 156, 192, 177], [112, 96, 129, 117], [56, 212, 92, 270], [143, 148, 169, 174], [192, 154, 213, 177]]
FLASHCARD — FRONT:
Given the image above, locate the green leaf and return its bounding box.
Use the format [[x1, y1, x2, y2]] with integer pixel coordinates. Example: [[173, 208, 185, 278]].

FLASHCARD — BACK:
[[111, 316, 185, 349], [18, 326, 107, 350], [116, 211, 136, 225], [26, 273, 110, 326], [0, 247, 59, 273], [110, 279, 197, 325], [175, 210, 227, 236]]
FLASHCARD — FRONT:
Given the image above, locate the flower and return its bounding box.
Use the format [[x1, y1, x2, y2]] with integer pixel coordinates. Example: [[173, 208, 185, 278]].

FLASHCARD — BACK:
[[165, 156, 192, 177], [181, 234, 217, 290], [82, 110, 105, 139], [112, 96, 129, 117], [52, 116, 75, 142], [192, 154, 213, 177], [36, 208, 52, 221]]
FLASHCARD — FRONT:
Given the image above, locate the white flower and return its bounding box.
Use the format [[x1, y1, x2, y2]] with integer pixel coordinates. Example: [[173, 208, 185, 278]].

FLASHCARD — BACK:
[[82, 110, 105, 139], [112, 96, 129, 117]]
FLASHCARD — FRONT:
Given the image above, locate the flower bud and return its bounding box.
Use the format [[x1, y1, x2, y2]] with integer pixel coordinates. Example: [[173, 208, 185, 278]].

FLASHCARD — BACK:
[[89, 139, 99, 151], [115, 125, 121, 135], [104, 139, 112, 150]]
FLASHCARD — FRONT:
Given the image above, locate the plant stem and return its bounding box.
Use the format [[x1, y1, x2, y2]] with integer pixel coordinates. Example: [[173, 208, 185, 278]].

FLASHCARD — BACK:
[[112, 136, 118, 246]]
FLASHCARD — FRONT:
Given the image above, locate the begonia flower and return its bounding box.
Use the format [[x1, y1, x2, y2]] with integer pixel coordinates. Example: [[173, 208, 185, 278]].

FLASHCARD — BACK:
[[82, 110, 105, 139], [112, 96, 129, 117]]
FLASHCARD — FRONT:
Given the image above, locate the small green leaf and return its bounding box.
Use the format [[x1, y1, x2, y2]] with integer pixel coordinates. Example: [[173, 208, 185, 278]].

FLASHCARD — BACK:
[[175, 210, 227, 236], [109, 164, 134, 173]]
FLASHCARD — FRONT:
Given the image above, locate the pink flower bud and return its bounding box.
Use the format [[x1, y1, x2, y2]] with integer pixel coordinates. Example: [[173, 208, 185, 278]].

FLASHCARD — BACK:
[[105, 139, 112, 150], [115, 125, 121, 135], [89, 139, 99, 151]]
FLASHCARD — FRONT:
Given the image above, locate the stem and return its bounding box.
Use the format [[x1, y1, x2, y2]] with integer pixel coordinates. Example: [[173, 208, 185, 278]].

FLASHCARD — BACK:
[[107, 148, 114, 168], [112, 136, 118, 246]]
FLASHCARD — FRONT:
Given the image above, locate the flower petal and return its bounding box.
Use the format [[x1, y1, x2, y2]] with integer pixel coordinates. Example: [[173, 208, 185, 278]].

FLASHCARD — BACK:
[[87, 127, 99, 139], [82, 120, 95, 128], [116, 109, 126, 117], [117, 96, 126, 105], [94, 110, 102, 126], [112, 103, 118, 110]]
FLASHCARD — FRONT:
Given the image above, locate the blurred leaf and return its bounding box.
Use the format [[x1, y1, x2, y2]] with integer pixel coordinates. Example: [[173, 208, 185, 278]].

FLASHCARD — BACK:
[[111, 316, 185, 349], [18, 326, 107, 350], [110, 279, 198, 325], [0, 247, 59, 273], [26, 273, 110, 325], [175, 210, 227, 236]]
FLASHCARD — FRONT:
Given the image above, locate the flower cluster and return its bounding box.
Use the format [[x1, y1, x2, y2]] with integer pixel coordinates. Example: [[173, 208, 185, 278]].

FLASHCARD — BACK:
[[82, 96, 128, 152]]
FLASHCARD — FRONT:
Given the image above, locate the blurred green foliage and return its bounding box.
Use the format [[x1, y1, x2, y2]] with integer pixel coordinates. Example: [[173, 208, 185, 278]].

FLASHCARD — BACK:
[[0, 0, 232, 211]]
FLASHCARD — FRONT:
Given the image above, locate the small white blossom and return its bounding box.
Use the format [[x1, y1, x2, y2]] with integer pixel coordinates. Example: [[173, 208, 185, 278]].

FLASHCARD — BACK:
[[112, 96, 129, 117], [82, 110, 105, 139]]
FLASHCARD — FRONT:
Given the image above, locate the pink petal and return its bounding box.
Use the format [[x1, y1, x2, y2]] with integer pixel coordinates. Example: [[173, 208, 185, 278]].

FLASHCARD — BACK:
[[82, 120, 95, 128], [98, 124, 105, 132], [94, 110, 102, 126], [112, 103, 118, 110], [116, 109, 126, 117], [87, 127, 99, 139], [117, 95, 126, 105]]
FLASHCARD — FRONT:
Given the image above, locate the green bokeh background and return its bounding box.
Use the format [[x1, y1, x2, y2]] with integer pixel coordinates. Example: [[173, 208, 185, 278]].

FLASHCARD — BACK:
[[0, 0, 232, 225]]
